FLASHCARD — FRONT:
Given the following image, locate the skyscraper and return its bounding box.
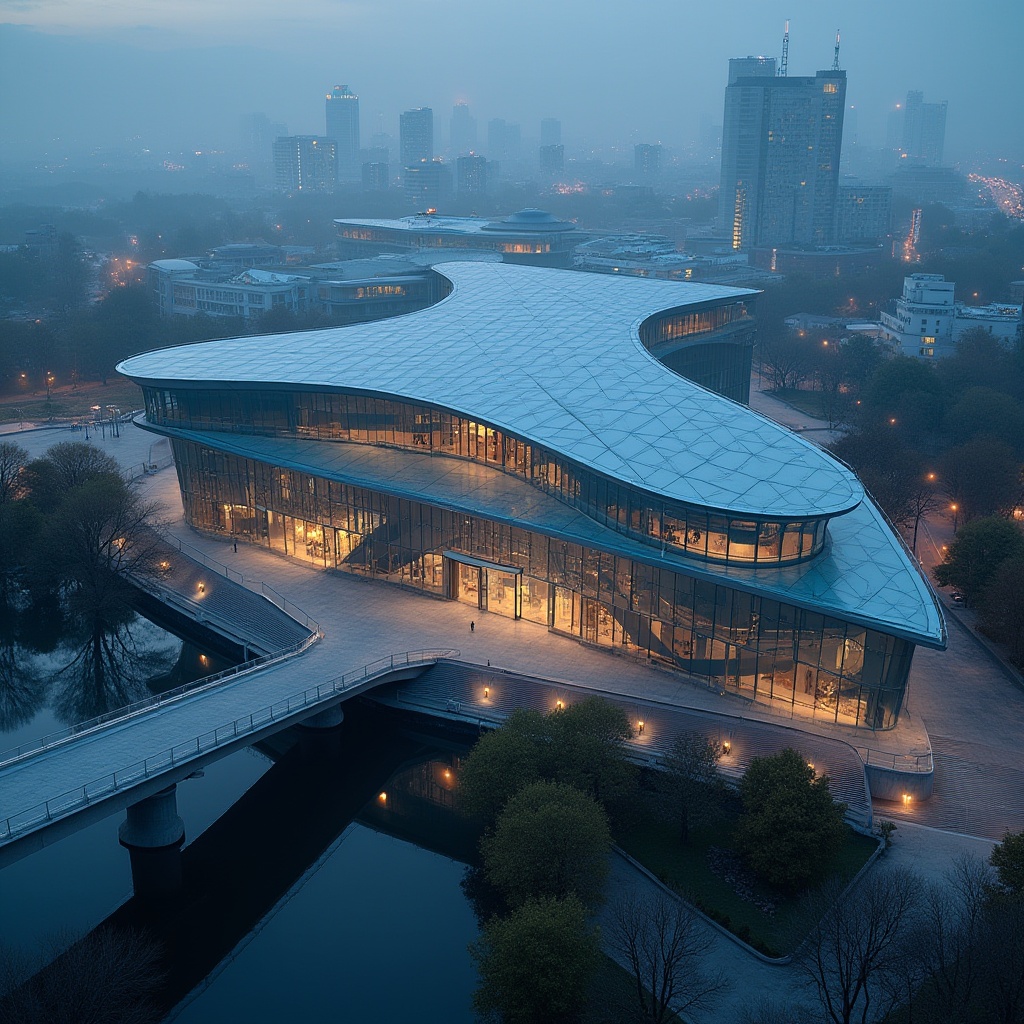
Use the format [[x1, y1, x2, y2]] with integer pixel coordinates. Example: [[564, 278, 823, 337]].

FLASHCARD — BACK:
[[457, 154, 489, 195], [400, 108, 434, 168], [635, 144, 662, 177], [901, 91, 947, 167], [719, 53, 846, 250], [540, 118, 561, 148], [539, 144, 564, 177], [273, 136, 337, 193], [487, 118, 521, 164], [325, 85, 360, 183], [450, 102, 477, 156]]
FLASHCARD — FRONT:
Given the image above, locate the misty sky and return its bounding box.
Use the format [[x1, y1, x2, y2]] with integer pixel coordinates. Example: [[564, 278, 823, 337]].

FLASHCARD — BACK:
[[1, 0, 1022, 164]]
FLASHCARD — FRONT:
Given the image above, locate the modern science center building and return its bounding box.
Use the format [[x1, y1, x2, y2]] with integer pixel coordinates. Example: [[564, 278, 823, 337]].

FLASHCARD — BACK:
[[119, 262, 945, 732]]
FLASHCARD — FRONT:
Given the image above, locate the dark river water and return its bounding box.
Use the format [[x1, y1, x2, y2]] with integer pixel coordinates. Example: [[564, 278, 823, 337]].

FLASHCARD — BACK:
[[0, 612, 480, 1023]]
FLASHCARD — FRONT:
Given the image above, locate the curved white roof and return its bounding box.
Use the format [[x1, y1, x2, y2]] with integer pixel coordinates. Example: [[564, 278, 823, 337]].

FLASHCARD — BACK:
[[118, 262, 862, 520], [149, 259, 200, 271]]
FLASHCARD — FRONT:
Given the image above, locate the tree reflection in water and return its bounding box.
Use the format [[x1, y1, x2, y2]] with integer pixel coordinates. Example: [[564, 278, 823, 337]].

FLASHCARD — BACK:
[[49, 612, 154, 725], [0, 632, 45, 733]]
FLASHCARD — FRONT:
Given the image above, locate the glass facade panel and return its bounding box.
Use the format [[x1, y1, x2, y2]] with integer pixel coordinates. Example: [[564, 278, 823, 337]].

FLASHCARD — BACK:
[[170, 439, 913, 731], [143, 386, 829, 567]]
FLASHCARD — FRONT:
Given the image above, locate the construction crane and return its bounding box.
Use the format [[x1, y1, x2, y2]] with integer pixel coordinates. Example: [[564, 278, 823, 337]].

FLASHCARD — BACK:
[[832, 29, 841, 71], [778, 20, 790, 77]]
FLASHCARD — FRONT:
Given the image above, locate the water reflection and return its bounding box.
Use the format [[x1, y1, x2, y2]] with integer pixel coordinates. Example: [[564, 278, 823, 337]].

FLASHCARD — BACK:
[[77, 705, 483, 1022], [0, 589, 229, 750]]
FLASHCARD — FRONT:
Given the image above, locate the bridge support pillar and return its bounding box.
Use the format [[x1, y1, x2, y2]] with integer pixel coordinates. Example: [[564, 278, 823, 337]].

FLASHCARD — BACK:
[[119, 785, 185, 903], [299, 705, 345, 730], [297, 705, 345, 761]]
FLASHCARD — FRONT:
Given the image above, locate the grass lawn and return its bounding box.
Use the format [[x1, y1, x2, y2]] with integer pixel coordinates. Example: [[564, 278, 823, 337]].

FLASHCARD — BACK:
[[765, 387, 829, 420], [0, 378, 144, 424], [619, 812, 877, 958]]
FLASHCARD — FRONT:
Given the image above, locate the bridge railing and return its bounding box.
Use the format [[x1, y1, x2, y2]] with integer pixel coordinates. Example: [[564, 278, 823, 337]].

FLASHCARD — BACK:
[[0, 632, 322, 771], [161, 534, 321, 634], [0, 649, 458, 845]]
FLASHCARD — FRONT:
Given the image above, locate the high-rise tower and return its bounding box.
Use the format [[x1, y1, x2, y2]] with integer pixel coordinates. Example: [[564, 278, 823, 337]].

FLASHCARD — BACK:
[[400, 107, 434, 168], [450, 102, 477, 156], [901, 91, 947, 166], [325, 85, 360, 183], [719, 47, 846, 250]]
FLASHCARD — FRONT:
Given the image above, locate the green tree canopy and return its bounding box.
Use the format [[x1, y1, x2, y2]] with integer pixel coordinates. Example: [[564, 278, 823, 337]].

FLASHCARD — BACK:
[[944, 387, 1024, 458], [457, 696, 636, 826], [933, 516, 1024, 607], [547, 696, 636, 814], [470, 895, 599, 1024], [481, 780, 611, 909], [656, 732, 725, 845], [736, 748, 847, 892], [991, 830, 1024, 897], [940, 437, 1021, 522], [456, 708, 549, 823], [979, 555, 1024, 667]]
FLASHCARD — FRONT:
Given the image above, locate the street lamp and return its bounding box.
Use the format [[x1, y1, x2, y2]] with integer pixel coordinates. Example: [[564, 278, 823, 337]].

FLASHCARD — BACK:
[[45, 371, 55, 399], [950, 503, 959, 535]]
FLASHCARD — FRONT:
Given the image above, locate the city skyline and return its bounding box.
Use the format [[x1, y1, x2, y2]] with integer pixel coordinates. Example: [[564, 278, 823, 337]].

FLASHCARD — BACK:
[[1, 1, 1021, 166]]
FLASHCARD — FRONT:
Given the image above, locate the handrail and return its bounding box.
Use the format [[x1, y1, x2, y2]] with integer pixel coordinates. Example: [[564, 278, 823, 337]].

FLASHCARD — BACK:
[[0, 649, 459, 844], [856, 745, 933, 773], [0, 632, 320, 770], [134, 577, 311, 657], [161, 534, 320, 634]]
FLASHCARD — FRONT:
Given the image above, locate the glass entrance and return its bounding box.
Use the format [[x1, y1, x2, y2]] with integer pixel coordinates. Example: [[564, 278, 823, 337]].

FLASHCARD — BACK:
[[456, 562, 480, 608], [448, 558, 521, 620]]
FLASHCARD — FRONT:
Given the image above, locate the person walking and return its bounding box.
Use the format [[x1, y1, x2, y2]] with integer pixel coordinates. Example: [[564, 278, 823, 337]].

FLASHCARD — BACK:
[[470, 620, 475, 632]]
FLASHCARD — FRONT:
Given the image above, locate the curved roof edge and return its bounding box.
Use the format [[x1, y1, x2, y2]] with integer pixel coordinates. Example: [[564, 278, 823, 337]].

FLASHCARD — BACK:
[[118, 261, 864, 521]]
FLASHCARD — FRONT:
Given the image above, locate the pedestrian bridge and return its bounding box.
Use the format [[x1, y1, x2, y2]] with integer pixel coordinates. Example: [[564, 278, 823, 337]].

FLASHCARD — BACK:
[[0, 644, 457, 869]]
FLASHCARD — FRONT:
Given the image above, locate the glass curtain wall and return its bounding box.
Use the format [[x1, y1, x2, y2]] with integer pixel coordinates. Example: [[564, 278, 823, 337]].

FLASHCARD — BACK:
[[173, 440, 909, 730], [145, 388, 828, 567]]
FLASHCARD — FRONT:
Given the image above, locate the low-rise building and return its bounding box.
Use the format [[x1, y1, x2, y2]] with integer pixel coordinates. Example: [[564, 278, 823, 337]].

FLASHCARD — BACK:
[[148, 254, 450, 322], [879, 273, 1022, 359], [334, 209, 586, 268]]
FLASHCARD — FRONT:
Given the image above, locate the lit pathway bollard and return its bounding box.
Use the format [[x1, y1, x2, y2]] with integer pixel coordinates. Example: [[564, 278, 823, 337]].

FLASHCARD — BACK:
[[118, 784, 186, 902]]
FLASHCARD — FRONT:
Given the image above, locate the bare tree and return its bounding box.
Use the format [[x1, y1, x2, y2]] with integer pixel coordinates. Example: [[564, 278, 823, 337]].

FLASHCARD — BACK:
[[0, 926, 164, 1024], [609, 888, 729, 1023], [759, 330, 815, 391], [907, 855, 992, 1023], [796, 866, 921, 1024], [0, 442, 27, 505]]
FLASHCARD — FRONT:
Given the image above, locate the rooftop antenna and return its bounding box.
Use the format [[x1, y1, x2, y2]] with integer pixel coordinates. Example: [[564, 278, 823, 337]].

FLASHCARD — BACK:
[[778, 20, 790, 77], [832, 28, 841, 71]]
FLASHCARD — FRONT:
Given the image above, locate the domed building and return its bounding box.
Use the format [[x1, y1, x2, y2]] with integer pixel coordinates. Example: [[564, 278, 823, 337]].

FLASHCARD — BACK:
[[335, 208, 585, 268]]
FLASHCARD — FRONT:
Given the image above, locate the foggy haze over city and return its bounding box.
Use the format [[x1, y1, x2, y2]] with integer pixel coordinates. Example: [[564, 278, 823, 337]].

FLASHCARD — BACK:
[[1, 0, 1022, 167]]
